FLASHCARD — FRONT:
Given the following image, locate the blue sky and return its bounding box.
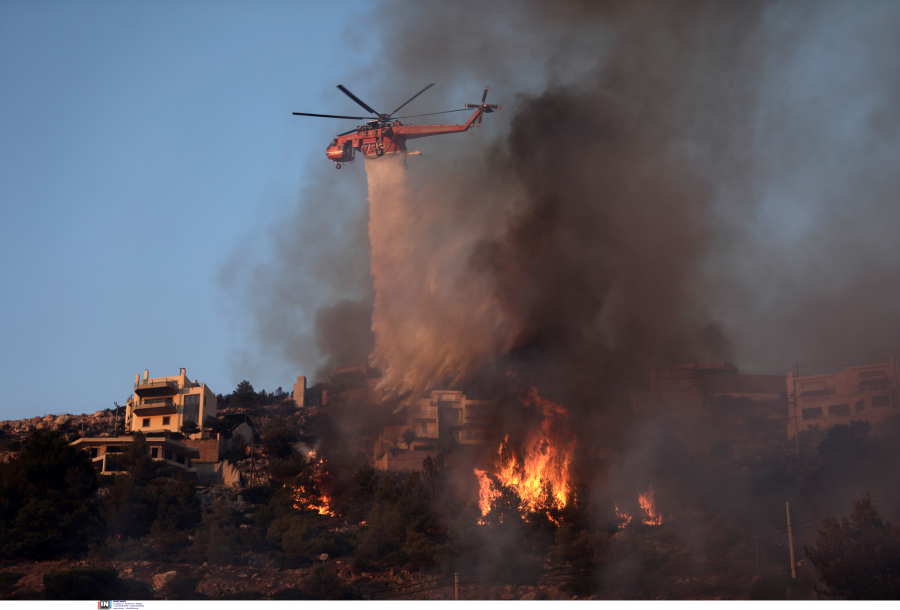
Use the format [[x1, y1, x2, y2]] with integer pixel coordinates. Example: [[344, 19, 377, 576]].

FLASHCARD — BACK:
[[0, 2, 378, 419], [3, 1, 899, 420]]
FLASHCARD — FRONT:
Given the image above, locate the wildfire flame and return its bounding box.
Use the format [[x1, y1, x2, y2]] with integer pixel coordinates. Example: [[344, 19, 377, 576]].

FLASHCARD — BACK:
[[475, 388, 575, 523], [638, 484, 662, 525], [474, 468, 500, 521], [290, 457, 335, 517], [615, 503, 632, 529]]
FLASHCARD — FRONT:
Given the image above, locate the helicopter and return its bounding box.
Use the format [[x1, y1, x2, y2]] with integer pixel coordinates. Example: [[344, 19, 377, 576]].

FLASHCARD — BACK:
[[293, 84, 500, 169]]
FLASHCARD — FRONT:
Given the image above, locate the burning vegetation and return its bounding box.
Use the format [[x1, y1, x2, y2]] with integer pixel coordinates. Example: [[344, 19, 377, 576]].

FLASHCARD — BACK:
[[475, 389, 575, 524]]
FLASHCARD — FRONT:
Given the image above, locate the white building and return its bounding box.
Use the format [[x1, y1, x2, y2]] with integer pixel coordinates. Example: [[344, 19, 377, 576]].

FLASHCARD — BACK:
[[787, 357, 900, 438]]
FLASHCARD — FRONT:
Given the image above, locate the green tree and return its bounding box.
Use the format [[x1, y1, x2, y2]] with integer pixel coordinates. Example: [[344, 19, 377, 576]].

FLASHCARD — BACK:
[[224, 433, 248, 463], [262, 418, 298, 458], [401, 428, 416, 450], [204, 416, 234, 440], [804, 492, 900, 599], [231, 380, 258, 411], [180, 420, 200, 436], [0, 430, 101, 559]]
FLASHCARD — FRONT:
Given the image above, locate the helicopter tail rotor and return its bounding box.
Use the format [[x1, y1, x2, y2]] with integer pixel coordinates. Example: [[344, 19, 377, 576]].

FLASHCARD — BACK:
[[465, 87, 501, 126]]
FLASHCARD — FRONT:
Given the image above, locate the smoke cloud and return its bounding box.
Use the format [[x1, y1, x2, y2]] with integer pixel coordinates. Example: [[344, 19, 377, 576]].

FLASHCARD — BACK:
[[361, 0, 900, 403]]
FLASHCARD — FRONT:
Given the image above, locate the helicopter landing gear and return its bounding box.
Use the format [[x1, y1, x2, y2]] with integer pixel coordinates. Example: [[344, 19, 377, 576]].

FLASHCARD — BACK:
[[335, 163, 341, 169]]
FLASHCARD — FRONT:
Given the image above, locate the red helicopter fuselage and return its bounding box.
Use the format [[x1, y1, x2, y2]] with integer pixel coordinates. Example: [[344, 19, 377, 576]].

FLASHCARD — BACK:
[[294, 84, 499, 169], [325, 107, 486, 167]]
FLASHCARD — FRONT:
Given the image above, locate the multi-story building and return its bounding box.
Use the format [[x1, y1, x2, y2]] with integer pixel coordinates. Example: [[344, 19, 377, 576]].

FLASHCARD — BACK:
[[631, 361, 786, 416], [126, 368, 217, 437], [71, 368, 220, 480], [374, 390, 491, 471], [787, 357, 900, 438]]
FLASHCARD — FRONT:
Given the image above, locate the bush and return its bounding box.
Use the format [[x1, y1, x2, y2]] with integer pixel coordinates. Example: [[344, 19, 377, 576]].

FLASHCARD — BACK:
[[272, 587, 316, 600], [0, 430, 101, 559], [804, 492, 900, 599], [161, 574, 208, 600], [0, 572, 24, 599], [42, 568, 154, 600], [303, 563, 358, 600]]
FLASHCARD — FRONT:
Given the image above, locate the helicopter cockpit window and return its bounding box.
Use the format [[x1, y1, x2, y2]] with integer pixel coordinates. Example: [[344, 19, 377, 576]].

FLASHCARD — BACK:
[[330, 139, 338, 147]]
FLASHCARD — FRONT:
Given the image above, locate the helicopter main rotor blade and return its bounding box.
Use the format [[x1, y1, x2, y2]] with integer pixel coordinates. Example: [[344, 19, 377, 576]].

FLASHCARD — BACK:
[[336, 84, 379, 115], [293, 112, 368, 120], [394, 108, 470, 119], [389, 83, 435, 117], [481, 86, 489, 104]]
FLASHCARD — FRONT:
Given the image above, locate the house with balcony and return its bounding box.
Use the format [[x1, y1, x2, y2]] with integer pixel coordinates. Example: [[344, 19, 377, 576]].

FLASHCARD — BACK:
[[126, 368, 217, 436], [71, 368, 219, 480], [71, 435, 200, 478], [374, 390, 492, 471], [787, 357, 900, 438]]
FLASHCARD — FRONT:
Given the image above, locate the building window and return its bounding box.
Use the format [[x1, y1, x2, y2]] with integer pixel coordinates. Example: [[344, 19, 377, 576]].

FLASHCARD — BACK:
[[90, 448, 98, 458], [150, 447, 158, 458], [871, 395, 890, 408], [800, 380, 826, 391], [828, 404, 850, 417], [164, 449, 173, 460], [183, 393, 201, 424], [859, 370, 885, 379], [176, 454, 185, 464], [142, 418, 150, 428], [802, 407, 823, 420], [855, 399, 865, 413], [162, 416, 170, 426], [105, 446, 121, 453]]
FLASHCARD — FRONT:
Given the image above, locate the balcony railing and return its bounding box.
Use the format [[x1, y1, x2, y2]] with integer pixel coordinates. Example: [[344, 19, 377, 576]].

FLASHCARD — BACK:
[[132, 398, 177, 416], [134, 380, 179, 399]]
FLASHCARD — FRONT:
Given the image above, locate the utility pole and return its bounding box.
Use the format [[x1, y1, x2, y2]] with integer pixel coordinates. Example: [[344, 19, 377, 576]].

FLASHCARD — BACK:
[[250, 434, 255, 487], [789, 393, 800, 456], [454, 573, 459, 601], [755, 537, 759, 577], [786, 502, 797, 581]]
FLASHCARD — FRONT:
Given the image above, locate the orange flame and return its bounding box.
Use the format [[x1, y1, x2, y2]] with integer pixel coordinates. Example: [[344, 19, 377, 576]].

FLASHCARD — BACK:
[[638, 485, 662, 525], [292, 485, 335, 516], [615, 503, 632, 529], [475, 389, 575, 522], [290, 457, 335, 516]]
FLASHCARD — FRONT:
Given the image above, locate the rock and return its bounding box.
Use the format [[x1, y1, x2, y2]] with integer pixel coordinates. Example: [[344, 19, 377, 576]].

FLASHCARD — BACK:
[[521, 592, 536, 601], [93, 411, 106, 418], [238, 574, 248, 578], [500, 592, 515, 600], [267, 583, 275, 588], [43, 415, 55, 422], [56, 415, 71, 424], [122, 568, 133, 576], [318, 554, 329, 562], [152, 571, 177, 590], [202, 562, 208, 567]]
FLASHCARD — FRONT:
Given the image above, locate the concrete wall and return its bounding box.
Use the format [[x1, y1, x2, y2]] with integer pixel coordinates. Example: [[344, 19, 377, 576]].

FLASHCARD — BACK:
[[184, 437, 227, 463], [195, 460, 242, 486]]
